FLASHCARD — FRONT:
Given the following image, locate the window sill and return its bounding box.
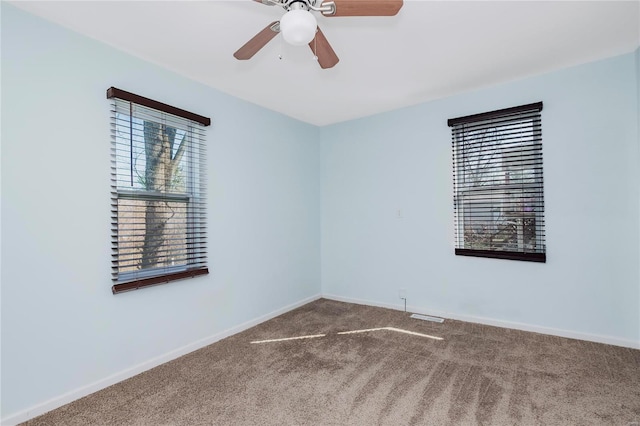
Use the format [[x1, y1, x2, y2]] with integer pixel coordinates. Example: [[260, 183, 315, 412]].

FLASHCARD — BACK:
[[455, 249, 545, 263], [112, 268, 209, 294]]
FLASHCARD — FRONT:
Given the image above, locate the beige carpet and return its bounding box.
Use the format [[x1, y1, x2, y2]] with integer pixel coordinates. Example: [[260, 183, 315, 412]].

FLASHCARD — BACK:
[[24, 299, 640, 425]]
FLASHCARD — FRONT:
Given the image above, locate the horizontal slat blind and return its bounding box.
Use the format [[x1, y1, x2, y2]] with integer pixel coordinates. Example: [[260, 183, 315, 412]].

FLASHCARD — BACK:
[[108, 89, 209, 292], [450, 102, 545, 262]]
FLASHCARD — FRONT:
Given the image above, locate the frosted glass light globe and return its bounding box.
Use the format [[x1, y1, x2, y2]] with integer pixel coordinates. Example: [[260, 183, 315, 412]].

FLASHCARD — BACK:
[[280, 9, 317, 46]]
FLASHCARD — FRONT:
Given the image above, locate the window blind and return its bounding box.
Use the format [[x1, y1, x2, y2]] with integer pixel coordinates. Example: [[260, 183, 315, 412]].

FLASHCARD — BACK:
[[107, 87, 210, 293], [449, 102, 545, 262]]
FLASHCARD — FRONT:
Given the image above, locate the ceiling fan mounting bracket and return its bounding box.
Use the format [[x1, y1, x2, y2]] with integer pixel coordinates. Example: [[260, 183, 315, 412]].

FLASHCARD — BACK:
[[257, 0, 335, 15], [288, 1, 311, 12], [317, 2, 336, 16], [270, 22, 281, 32]]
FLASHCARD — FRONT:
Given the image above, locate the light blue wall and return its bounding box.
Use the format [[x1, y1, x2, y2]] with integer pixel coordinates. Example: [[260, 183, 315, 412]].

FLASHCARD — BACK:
[[1, 4, 320, 417], [2, 2, 639, 421], [321, 52, 640, 345], [637, 47, 640, 336]]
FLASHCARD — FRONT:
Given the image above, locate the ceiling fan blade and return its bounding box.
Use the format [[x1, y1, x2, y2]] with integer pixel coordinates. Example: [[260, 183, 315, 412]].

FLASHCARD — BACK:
[[309, 27, 339, 69], [233, 21, 279, 60], [322, 0, 403, 17]]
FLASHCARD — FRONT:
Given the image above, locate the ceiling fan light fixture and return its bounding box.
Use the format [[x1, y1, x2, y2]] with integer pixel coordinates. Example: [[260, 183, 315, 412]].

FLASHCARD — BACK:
[[279, 9, 317, 46]]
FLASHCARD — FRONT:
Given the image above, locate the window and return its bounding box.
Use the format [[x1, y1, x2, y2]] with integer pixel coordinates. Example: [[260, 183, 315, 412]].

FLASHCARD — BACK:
[[107, 87, 210, 293], [449, 102, 545, 262]]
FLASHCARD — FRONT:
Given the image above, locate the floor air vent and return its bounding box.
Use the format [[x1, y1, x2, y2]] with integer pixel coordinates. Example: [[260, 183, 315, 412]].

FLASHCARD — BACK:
[[410, 313, 444, 323]]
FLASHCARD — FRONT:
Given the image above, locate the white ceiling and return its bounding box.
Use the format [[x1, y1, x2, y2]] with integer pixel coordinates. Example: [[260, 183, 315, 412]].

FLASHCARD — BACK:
[[10, 0, 640, 126]]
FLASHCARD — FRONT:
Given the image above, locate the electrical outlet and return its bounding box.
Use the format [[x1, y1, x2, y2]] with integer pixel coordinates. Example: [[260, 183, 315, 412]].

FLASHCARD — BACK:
[[398, 288, 407, 299]]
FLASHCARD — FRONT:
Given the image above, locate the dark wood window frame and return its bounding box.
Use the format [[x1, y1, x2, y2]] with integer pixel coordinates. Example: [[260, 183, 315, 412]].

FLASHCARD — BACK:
[[107, 87, 211, 294], [449, 102, 546, 263], [107, 87, 211, 126]]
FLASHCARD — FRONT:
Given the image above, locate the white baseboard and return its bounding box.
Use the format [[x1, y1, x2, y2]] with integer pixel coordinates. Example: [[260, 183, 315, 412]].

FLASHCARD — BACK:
[[322, 293, 640, 350], [1, 294, 321, 426]]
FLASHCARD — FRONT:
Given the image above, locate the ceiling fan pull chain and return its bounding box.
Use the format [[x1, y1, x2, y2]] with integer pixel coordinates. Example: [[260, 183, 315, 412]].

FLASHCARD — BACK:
[[312, 29, 318, 61]]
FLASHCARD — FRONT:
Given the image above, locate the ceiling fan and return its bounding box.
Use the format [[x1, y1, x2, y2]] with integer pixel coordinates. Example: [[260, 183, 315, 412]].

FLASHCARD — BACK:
[[233, 0, 404, 69]]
